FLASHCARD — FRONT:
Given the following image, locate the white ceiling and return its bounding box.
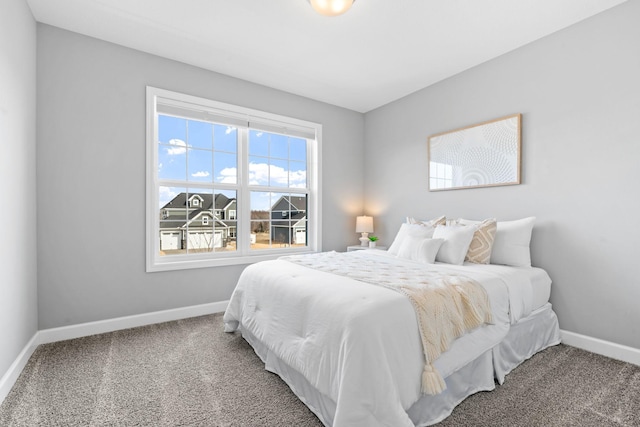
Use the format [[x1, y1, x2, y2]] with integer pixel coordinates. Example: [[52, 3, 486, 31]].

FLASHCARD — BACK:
[[27, 0, 627, 113]]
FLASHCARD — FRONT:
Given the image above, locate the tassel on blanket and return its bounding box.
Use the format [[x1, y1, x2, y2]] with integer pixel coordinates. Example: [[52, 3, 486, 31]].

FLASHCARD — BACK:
[[421, 363, 446, 395]]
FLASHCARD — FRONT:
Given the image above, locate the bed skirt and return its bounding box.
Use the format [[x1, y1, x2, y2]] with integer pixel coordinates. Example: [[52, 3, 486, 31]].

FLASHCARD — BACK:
[[493, 303, 561, 384], [238, 303, 560, 427]]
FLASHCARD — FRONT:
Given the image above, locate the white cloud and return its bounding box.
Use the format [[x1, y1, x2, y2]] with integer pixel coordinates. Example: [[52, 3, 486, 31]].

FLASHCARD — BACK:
[[288, 170, 306, 188], [249, 162, 306, 186], [159, 186, 179, 208], [166, 139, 188, 155], [191, 171, 210, 178], [217, 167, 237, 183], [248, 162, 271, 185], [216, 162, 306, 187]]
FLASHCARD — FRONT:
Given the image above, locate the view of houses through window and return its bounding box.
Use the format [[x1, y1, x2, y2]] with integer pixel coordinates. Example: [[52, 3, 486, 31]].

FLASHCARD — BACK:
[[158, 190, 308, 254], [148, 87, 319, 270], [159, 190, 238, 254]]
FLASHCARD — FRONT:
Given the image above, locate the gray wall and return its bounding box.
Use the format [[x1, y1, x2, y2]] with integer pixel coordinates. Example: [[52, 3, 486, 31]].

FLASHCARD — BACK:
[[36, 25, 364, 329], [364, 0, 640, 349], [0, 0, 38, 379], [17, 0, 639, 357]]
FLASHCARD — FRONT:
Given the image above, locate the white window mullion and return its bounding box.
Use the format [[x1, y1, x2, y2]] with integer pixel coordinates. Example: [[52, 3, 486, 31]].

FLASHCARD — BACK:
[[238, 127, 251, 255], [308, 132, 321, 251]]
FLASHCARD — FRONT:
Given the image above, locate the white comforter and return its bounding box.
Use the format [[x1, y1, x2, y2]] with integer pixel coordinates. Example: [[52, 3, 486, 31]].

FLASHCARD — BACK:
[[223, 251, 540, 427]]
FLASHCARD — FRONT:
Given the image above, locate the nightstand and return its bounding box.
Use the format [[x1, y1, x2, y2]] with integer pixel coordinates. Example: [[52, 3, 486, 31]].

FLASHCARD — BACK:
[[347, 245, 388, 252]]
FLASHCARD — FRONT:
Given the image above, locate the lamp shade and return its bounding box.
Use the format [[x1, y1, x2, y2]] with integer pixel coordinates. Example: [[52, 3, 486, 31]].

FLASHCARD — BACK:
[[309, 0, 355, 16], [355, 216, 374, 233]]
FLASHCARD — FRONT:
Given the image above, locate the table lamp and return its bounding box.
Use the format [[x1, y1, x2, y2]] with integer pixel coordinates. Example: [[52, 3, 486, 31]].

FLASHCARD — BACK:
[[355, 215, 374, 246]]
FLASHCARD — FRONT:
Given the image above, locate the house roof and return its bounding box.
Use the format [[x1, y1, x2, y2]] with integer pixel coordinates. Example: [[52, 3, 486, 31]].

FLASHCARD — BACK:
[[160, 192, 236, 230], [161, 193, 235, 211], [272, 195, 307, 212], [287, 196, 307, 212]]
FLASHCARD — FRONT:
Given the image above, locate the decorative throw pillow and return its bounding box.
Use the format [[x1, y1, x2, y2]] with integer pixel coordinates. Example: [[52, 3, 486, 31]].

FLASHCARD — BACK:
[[432, 225, 476, 265], [387, 223, 436, 256], [464, 218, 497, 264], [397, 236, 444, 264], [407, 215, 446, 227]]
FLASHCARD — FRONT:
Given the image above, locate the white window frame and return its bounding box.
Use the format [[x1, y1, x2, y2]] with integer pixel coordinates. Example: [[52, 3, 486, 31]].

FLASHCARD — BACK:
[[146, 87, 322, 272]]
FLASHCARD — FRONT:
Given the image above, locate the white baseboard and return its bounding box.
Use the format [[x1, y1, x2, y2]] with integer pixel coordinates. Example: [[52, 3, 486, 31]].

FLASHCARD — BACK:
[[560, 329, 640, 366], [38, 300, 229, 345], [0, 334, 40, 404], [0, 300, 229, 405]]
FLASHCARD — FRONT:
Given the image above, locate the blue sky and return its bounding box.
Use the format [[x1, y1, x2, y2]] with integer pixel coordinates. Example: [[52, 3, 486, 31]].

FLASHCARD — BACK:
[[158, 115, 307, 210]]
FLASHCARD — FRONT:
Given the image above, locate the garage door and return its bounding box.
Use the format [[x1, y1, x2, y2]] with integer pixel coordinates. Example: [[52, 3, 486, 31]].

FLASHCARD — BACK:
[[295, 229, 306, 245], [160, 232, 181, 250], [188, 230, 223, 249]]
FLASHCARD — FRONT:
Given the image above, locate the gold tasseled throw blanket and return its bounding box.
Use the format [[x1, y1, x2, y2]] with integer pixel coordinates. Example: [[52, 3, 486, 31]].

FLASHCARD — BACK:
[[282, 251, 493, 395]]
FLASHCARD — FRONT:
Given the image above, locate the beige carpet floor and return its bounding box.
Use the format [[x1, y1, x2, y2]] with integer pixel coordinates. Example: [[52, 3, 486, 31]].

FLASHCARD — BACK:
[[1, 313, 638, 426]]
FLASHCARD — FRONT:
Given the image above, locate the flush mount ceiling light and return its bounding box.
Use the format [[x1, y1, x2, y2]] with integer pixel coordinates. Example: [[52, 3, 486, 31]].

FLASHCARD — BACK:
[[308, 0, 355, 17]]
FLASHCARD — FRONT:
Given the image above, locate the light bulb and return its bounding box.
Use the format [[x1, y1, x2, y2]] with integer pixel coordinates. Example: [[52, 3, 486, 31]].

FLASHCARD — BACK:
[[309, 0, 355, 17]]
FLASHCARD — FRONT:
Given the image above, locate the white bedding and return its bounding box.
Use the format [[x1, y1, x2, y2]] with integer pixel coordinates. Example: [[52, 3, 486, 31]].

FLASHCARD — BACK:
[[453, 260, 552, 322], [223, 250, 551, 427]]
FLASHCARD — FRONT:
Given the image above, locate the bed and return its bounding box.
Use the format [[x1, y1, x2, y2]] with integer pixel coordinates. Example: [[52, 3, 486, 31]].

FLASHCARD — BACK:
[[223, 217, 560, 426]]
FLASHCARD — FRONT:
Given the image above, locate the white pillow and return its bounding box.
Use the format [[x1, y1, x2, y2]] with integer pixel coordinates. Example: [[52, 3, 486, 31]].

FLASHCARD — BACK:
[[492, 217, 536, 267], [387, 223, 436, 256], [432, 225, 476, 265], [397, 236, 444, 264], [457, 217, 535, 267]]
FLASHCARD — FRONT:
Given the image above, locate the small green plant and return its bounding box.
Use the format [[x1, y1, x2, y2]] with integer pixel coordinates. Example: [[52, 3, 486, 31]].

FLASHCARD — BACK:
[[368, 235, 379, 242]]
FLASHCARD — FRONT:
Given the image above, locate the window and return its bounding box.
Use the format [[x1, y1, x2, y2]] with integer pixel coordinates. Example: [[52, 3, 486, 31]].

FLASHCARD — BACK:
[[146, 87, 321, 271]]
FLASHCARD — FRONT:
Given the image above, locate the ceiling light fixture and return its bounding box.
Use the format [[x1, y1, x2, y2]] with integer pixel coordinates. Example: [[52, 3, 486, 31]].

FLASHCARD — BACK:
[[308, 0, 355, 17]]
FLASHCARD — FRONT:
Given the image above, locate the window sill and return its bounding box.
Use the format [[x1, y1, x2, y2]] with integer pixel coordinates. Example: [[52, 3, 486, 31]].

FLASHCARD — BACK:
[[146, 248, 318, 272]]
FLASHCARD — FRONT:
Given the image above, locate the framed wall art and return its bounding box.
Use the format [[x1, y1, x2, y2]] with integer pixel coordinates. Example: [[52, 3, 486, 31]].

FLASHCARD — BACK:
[[428, 113, 522, 191]]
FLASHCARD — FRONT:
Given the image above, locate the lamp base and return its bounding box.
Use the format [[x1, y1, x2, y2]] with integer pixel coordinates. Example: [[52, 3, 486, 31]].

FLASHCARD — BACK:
[[359, 232, 369, 246]]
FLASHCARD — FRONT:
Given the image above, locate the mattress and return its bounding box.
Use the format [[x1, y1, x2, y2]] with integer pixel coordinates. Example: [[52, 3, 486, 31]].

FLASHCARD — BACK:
[[224, 250, 559, 426]]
